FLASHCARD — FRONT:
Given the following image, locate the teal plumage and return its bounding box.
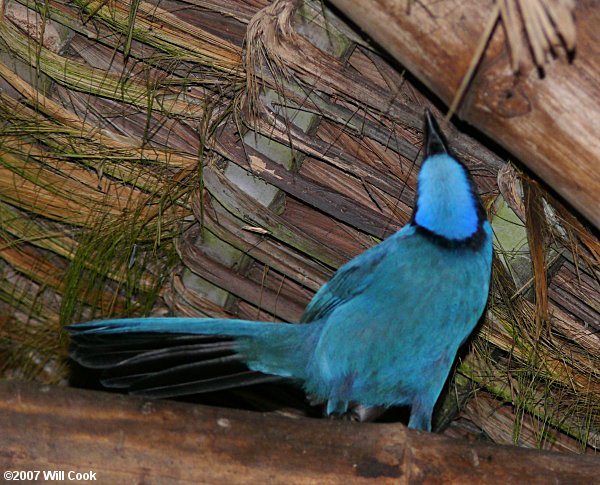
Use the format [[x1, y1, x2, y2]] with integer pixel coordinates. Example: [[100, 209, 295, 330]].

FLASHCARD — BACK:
[[68, 111, 493, 431]]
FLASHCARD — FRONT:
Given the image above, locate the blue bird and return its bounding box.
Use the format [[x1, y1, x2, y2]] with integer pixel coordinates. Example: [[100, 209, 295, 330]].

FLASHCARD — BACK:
[[67, 111, 493, 431]]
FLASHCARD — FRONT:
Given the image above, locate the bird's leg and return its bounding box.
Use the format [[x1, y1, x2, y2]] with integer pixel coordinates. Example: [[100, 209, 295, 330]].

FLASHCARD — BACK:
[[326, 399, 349, 416], [325, 403, 386, 422], [407, 398, 434, 431], [348, 404, 386, 422]]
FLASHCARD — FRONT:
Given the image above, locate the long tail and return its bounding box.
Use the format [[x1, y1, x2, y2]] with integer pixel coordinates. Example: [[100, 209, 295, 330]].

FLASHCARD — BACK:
[[67, 318, 313, 399]]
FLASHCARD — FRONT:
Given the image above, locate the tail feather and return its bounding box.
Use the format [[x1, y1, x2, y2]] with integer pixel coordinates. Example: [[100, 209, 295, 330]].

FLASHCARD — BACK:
[[128, 372, 281, 399], [99, 350, 239, 387], [67, 317, 313, 398], [70, 333, 228, 368], [103, 354, 281, 398], [67, 317, 280, 336]]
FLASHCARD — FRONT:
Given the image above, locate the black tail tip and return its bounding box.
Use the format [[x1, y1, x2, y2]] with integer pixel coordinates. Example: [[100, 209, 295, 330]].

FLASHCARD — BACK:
[[424, 110, 448, 157]]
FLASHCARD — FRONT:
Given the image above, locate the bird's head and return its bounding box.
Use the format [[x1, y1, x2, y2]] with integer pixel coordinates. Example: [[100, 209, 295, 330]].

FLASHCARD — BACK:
[[412, 111, 486, 244]]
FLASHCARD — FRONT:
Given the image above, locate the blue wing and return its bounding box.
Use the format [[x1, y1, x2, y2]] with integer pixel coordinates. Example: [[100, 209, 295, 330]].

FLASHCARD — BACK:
[[301, 226, 414, 323]]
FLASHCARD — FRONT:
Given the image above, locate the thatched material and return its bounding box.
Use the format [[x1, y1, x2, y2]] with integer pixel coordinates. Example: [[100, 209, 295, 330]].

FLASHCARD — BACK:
[[0, 0, 598, 457]]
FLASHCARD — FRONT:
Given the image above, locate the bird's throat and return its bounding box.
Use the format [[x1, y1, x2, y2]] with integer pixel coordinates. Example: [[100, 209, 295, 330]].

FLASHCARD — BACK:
[[414, 154, 480, 241]]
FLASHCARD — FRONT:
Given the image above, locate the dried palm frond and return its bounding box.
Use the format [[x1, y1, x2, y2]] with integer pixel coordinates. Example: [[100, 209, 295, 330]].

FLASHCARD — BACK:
[[0, 0, 242, 379], [499, 0, 576, 71]]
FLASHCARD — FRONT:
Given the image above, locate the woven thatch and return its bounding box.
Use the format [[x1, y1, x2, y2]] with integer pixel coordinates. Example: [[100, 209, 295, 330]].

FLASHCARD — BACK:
[[0, 0, 598, 453]]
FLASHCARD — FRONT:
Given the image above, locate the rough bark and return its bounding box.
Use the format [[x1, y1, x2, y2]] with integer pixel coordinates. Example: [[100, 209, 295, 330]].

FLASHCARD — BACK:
[[0, 382, 598, 484]]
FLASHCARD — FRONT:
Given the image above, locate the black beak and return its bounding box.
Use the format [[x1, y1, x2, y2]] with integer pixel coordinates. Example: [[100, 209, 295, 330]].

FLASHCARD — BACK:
[[424, 110, 448, 157]]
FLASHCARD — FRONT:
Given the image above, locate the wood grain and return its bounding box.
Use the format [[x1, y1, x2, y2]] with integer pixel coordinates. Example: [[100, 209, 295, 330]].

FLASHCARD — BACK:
[[0, 381, 598, 484], [328, 0, 600, 228]]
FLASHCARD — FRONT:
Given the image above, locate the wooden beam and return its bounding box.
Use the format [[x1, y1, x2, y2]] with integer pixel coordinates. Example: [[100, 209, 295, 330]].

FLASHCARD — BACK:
[[327, 0, 600, 228], [0, 381, 597, 484]]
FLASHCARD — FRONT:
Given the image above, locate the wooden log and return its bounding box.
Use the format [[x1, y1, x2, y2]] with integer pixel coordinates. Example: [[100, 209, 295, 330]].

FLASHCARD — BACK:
[[327, 0, 600, 228], [0, 381, 597, 484]]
